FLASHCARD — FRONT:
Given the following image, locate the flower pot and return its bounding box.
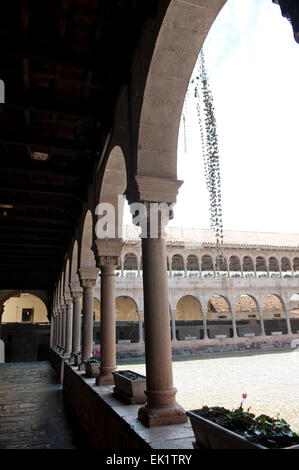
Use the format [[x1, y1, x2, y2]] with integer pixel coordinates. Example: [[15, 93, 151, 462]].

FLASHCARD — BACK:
[[85, 361, 100, 378], [186, 410, 299, 449], [112, 370, 146, 404]]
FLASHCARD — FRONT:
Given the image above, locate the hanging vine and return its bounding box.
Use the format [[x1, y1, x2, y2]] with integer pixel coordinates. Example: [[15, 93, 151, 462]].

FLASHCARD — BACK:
[[188, 48, 224, 274]]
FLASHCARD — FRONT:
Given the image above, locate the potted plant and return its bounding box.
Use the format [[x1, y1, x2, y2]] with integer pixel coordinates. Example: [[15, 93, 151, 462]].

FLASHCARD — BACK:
[[112, 370, 146, 404], [187, 394, 299, 449], [84, 356, 100, 378]]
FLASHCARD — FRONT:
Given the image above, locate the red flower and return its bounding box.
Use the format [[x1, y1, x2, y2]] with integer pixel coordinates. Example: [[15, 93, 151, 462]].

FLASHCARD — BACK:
[[242, 393, 247, 399]]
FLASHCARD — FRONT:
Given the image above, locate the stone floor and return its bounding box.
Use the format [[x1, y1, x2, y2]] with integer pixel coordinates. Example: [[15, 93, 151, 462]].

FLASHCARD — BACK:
[[119, 348, 299, 433], [0, 361, 91, 449]]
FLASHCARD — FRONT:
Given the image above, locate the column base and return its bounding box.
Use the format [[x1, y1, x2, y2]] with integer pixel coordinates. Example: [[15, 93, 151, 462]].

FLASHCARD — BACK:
[[78, 362, 86, 371], [138, 403, 187, 427], [95, 374, 114, 386]]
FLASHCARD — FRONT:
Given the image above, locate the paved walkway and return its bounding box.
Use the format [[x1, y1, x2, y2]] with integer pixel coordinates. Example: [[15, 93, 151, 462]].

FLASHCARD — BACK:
[[0, 361, 90, 449]]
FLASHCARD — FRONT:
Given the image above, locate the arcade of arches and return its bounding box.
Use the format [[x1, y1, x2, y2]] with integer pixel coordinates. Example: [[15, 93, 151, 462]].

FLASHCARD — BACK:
[[0, 0, 297, 449]]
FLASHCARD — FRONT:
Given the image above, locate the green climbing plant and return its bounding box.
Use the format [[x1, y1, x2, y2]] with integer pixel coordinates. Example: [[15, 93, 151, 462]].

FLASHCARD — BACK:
[[183, 48, 224, 274]]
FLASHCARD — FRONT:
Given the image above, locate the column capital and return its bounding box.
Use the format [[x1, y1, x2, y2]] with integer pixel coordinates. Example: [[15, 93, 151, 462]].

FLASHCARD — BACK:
[[64, 293, 73, 308], [125, 175, 183, 205], [78, 267, 100, 288], [99, 255, 120, 269], [69, 283, 83, 298]]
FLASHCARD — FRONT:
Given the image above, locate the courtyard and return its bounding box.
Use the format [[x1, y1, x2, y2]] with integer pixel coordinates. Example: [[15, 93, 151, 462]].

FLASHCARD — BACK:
[[118, 349, 299, 433]]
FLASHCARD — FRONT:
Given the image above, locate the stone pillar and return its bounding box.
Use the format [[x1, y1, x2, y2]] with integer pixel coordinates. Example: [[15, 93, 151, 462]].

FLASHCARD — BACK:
[[70, 285, 82, 358], [138, 311, 144, 343], [64, 294, 73, 356], [170, 310, 177, 342], [62, 302, 67, 355], [58, 307, 63, 352], [137, 257, 141, 278], [96, 256, 118, 385], [286, 307, 293, 335], [202, 309, 209, 340], [183, 259, 187, 278], [138, 219, 187, 427], [258, 308, 266, 336], [231, 309, 238, 338], [78, 268, 100, 368], [121, 258, 124, 278]]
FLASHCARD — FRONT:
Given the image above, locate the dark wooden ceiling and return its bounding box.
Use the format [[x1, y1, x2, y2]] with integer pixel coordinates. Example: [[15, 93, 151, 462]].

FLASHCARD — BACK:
[[0, 0, 155, 290]]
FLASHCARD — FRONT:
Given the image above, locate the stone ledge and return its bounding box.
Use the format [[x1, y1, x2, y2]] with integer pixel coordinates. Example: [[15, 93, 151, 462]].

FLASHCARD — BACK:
[[49, 349, 194, 449]]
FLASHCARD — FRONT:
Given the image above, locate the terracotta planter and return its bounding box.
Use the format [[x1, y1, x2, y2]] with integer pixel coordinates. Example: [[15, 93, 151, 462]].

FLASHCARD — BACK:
[[187, 410, 299, 449], [85, 361, 100, 378], [112, 370, 146, 404]]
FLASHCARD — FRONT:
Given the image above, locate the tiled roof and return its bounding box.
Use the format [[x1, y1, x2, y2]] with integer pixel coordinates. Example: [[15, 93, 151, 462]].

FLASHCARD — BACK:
[[122, 225, 299, 249]]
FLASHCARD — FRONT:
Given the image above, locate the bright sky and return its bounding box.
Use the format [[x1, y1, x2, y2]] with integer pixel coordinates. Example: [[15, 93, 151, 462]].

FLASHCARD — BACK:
[[125, 0, 299, 234]]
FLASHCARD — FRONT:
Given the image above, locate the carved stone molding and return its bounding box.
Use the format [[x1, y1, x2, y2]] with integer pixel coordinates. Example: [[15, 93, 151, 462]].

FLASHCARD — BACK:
[[126, 175, 183, 205]]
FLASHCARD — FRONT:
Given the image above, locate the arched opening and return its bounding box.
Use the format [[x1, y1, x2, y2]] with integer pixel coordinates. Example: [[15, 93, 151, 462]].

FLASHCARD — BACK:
[[229, 256, 242, 278], [171, 254, 185, 278], [269, 256, 280, 278], [123, 253, 138, 278], [115, 296, 139, 344], [263, 294, 287, 335], [93, 298, 101, 345], [235, 295, 261, 337], [256, 256, 268, 278], [201, 255, 214, 278], [207, 295, 232, 338], [186, 255, 200, 278], [70, 241, 80, 285], [281, 257, 292, 278], [242, 256, 255, 278], [176, 295, 202, 340], [293, 258, 299, 277], [289, 293, 299, 334], [80, 210, 96, 269], [2, 293, 49, 362]]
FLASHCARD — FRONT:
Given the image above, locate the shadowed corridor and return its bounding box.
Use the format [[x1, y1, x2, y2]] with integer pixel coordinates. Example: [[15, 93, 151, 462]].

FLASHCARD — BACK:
[[0, 361, 90, 449]]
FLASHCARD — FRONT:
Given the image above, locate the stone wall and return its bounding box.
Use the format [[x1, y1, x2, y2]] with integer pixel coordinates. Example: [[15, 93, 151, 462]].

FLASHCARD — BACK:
[[1, 323, 50, 362]]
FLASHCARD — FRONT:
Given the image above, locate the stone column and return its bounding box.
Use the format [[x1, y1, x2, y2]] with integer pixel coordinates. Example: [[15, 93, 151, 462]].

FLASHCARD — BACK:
[[120, 258, 124, 278], [58, 307, 63, 352], [202, 309, 209, 340], [64, 294, 73, 356], [286, 307, 293, 335], [96, 256, 118, 385], [70, 285, 82, 358], [138, 311, 144, 343], [258, 308, 266, 336], [183, 259, 187, 278], [137, 218, 186, 427], [78, 268, 100, 369], [170, 310, 177, 342], [62, 302, 67, 355], [231, 308, 238, 338]]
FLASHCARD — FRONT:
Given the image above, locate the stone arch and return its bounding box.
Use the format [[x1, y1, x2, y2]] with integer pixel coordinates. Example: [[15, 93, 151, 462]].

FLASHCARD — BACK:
[[288, 293, 299, 333], [123, 253, 138, 274], [256, 256, 267, 277], [70, 240, 79, 285], [242, 256, 255, 278], [115, 296, 139, 344], [186, 254, 200, 278], [95, 145, 127, 240], [136, 0, 227, 179], [229, 255, 242, 277], [171, 254, 185, 277], [176, 295, 202, 321], [80, 210, 96, 268], [64, 259, 70, 294], [293, 257, 299, 276], [268, 256, 280, 277], [207, 294, 232, 338], [262, 294, 287, 335], [2, 293, 48, 323], [201, 254, 214, 277], [175, 295, 203, 341], [235, 294, 262, 337], [281, 256, 292, 277]]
